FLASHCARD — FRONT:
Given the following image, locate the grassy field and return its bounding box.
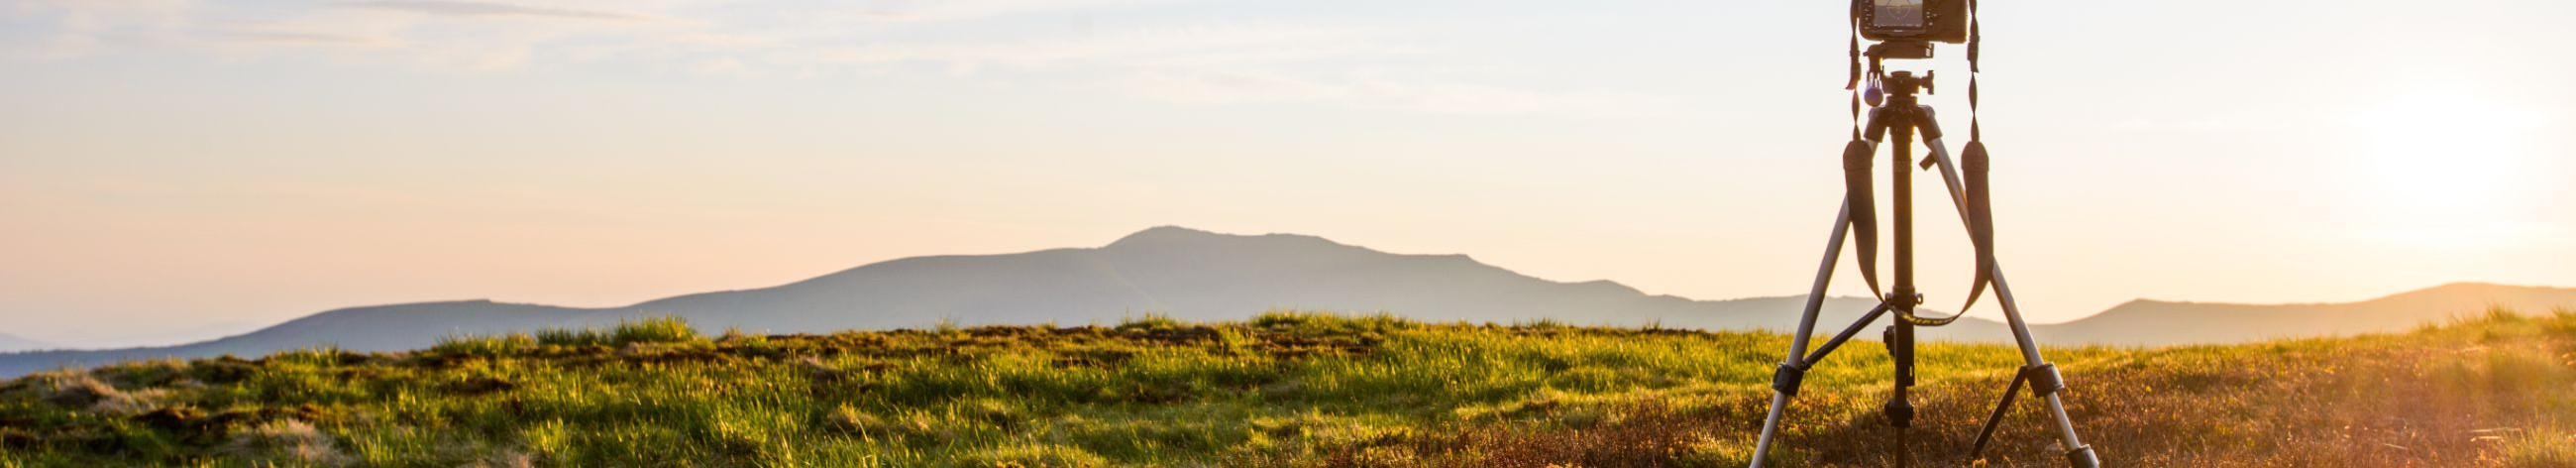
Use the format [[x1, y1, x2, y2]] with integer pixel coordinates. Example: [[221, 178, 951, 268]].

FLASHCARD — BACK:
[[2, 309, 2572, 467]]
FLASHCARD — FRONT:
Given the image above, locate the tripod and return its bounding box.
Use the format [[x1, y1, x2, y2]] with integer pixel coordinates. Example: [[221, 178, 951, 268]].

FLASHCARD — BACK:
[[1744, 57, 2100, 466]]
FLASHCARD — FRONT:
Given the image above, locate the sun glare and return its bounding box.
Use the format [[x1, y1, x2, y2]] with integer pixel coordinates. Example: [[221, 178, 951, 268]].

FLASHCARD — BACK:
[[2346, 88, 2547, 247]]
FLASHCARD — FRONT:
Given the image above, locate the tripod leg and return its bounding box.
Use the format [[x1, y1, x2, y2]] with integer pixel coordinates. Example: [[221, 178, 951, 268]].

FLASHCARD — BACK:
[[1749, 201, 1856, 468], [1992, 274, 2100, 467], [1918, 131, 2100, 467], [1970, 369, 2031, 457]]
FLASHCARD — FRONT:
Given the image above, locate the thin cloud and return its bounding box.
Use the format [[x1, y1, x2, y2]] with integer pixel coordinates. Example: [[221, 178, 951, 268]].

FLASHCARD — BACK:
[[215, 30, 398, 47], [4, 0, 1624, 116], [1127, 69, 1643, 117], [801, 26, 1381, 69], [840, 0, 1191, 24], [332, 1, 647, 21]]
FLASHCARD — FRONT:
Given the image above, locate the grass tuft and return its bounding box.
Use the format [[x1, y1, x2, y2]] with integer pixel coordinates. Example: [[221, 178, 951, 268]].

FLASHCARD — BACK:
[[433, 333, 536, 357], [533, 315, 702, 348]]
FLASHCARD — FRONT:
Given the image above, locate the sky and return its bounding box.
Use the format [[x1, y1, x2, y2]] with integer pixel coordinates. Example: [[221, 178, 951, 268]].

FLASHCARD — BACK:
[[4, 0, 2573, 347]]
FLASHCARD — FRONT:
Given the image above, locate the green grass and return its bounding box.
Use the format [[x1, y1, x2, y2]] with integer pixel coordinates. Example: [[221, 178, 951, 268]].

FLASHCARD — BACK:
[[529, 315, 702, 348], [1, 309, 2571, 467]]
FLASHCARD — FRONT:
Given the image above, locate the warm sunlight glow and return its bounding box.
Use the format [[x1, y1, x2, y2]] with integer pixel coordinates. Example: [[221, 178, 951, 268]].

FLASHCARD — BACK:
[[2347, 88, 2547, 247]]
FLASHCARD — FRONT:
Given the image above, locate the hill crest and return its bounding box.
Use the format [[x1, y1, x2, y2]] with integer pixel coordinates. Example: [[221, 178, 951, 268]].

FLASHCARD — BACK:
[[4, 227, 2572, 376]]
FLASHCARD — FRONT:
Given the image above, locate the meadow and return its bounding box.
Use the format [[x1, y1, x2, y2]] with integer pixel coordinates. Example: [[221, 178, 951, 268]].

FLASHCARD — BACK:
[[2, 309, 2571, 467]]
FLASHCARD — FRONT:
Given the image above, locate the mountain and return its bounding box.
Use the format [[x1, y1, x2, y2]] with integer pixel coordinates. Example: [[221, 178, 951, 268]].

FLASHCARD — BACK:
[[0, 301, 615, 377], [0, 227, 1890, 377], [3, 226, 2571, 376], [0, 332, 51, 353], [615, 226, 1889, 332], [2015, 283, 2576, 346]]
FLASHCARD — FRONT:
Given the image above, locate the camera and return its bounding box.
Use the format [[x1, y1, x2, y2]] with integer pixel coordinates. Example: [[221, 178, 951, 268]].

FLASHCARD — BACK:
[[1854, 0, 1970, 44]]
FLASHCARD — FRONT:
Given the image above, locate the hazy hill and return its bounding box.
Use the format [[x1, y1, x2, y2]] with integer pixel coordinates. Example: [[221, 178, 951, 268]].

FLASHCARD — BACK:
[[0, 333, 51, 353], [0, 301, 617, 377], [614, 226, 1887, 333], [2, 226, 2570, 376], [2019, 283, 2576, 345], [0, 227, 1885, 376]]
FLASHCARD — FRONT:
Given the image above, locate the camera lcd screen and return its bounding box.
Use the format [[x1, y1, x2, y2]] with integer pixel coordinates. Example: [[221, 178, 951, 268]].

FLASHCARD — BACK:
[[1873, 0, 1925, 29]]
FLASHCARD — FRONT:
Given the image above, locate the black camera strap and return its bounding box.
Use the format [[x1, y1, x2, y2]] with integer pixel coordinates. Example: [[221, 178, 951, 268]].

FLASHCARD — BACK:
[[1843, 12, 1886, 302], [1958, 0, 1998, 313]]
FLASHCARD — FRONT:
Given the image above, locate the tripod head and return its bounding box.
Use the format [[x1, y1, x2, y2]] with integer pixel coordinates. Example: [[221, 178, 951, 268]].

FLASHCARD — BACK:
[[1882, 70, 1931, 96], [1867, 40, 1938, 60], [1850, 38, 1943, 107]]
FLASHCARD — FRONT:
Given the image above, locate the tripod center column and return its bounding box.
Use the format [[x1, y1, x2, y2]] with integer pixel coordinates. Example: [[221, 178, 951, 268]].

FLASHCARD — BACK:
[[1882, 70, 1921, 306]]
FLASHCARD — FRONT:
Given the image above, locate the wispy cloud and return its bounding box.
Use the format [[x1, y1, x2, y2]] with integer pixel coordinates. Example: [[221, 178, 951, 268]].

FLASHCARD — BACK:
[[1, 0, 197, 59], [1126, 69, 1642, 116], [768, 24, 1633, 115], [843, 0, 1190, 24], [798, 25, 1378, 68], [0, 0, 1633, 115], [215, 30, 399, 47], [330, 1, 647, 22]]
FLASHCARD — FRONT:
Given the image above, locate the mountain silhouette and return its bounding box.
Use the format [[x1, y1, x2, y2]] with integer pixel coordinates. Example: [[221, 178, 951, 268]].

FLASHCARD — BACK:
[[3, 227, 2570, 377], [2013, 283, 2576, 345], [0, 333, 50, 353], [616, 226, 1852, 332]]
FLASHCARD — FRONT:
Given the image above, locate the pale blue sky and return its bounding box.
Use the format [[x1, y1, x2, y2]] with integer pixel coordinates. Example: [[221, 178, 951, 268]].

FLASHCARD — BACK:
[[5, 0, 2573, 346]]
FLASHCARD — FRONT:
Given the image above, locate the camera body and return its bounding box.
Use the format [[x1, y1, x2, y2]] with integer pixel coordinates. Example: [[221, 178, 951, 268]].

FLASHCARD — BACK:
[[1854, 0, 1970, 44]]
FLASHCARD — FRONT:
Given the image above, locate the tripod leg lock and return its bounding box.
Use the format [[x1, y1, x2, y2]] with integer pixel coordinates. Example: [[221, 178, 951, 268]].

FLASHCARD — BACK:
[[1771, 363, 1807, 397], [2023, 363, 2068, 399], [1883, 326, 1916, 387], [1882, 401, 1915, 428], [2067, 445, 2100, 468]]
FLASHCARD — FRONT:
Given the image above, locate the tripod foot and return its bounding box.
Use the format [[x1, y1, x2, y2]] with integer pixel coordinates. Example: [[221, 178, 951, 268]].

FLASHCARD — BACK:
[[2066, 446, 2099, 468]]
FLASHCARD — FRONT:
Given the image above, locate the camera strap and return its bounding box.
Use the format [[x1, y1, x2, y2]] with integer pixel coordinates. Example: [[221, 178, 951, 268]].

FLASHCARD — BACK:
[[1967, 0, 1984, 143], [1958, 0, 1998, 313], [1846, 17, 1864, 141], [1843, 13, 1886, 302]]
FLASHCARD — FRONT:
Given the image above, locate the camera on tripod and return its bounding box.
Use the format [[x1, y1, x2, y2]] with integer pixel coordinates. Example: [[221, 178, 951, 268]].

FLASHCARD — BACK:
[[1749, 2, 2103, 467], [1853, 0, 1969, 59]]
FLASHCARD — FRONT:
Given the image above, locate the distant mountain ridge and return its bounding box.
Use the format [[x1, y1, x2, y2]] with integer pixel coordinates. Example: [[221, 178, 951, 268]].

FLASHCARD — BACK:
[[0, 333, 50, 354], [4, 226, 2571, 377], [2025, 283, 2576, 345]]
